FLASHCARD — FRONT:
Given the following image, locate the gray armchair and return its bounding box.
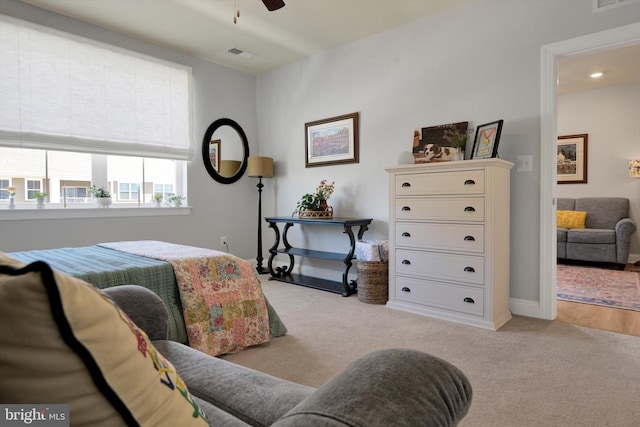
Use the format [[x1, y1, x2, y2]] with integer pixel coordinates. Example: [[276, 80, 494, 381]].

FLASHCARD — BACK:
[[104, 285, 473, 426]]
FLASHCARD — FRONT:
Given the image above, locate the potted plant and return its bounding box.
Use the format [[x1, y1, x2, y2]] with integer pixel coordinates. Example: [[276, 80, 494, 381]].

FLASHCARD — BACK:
[[7, 186, 16, 210], [33, 191, 48, 209], [443, 127, 468, 160], [90, 185, 112, 208], [166, 193, 185, 207], [153, 193, 163, 207], [293, 180, 335, 218]]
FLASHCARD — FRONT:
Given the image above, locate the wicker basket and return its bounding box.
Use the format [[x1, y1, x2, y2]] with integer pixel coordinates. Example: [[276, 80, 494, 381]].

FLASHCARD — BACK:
[[357, 261, 388, 304], [299, 206, 333, 219]]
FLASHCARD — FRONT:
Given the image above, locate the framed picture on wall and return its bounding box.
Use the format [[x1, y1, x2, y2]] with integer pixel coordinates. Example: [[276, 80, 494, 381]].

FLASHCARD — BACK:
[[305, 112, 359, 167], [557, 133, 588, 184]]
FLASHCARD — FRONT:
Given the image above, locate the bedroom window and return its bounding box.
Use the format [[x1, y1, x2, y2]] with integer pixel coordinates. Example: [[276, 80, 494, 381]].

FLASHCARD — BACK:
[[0, 146, 185, 207], [0, 14, 192, 211]]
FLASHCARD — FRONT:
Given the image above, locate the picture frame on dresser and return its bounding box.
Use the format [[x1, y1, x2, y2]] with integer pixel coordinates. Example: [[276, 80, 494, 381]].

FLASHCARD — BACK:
[[470, 120, 503, 159], [413, 121, 469, 163]]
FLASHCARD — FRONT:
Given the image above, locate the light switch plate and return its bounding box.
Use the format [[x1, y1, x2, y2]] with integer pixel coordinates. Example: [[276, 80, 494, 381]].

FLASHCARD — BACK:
[[517, 155, 533, 172]]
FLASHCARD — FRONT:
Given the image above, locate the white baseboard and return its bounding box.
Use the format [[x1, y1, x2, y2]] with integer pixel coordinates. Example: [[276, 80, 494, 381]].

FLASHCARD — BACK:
[[260, 258, 549, 320], [629, 252, 640, 264], [509, 298, 542, 319]]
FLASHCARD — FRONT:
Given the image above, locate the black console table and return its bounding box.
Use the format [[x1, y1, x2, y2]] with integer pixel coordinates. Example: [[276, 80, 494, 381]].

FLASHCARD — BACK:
[[265, 216, 373, 296]]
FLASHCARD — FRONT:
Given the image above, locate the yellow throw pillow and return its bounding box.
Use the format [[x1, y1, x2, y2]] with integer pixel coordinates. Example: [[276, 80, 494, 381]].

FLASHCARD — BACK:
[[557, 210, 587, 229], [0, 254, 210, 427]]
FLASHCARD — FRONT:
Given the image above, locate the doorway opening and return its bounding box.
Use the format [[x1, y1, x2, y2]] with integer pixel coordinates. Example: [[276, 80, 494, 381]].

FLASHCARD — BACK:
[[540, 22, 640, 332]]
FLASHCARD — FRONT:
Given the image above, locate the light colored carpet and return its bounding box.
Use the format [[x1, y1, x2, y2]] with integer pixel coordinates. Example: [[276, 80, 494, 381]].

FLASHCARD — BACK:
[[221, 278, 640, 427]]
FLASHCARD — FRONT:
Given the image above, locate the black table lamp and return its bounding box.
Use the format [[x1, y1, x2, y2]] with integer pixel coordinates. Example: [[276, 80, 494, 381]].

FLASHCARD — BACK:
[[247, 156, 274, 274]]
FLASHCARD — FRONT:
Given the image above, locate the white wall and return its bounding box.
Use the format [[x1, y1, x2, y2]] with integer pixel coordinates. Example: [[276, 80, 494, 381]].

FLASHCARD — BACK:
[[256, 0, 640, 305], [2, 0, 640, 315], [558, 82, 640, 259], [0, 0, 261, 259]]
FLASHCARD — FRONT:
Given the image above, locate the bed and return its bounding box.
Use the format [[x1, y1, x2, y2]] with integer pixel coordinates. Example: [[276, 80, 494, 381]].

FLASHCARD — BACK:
[[7, 240, 287, 356]]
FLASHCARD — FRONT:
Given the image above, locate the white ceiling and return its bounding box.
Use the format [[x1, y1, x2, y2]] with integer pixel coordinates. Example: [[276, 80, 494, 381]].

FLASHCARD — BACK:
[[558, 43, 640, 95], [20, 0, 467, 75], [18, 0, 640, 93]]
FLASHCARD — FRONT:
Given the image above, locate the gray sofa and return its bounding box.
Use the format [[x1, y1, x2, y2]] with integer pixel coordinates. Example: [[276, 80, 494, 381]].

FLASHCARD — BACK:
[[557, 197, 637, 268], [105, 285, 473, 426]]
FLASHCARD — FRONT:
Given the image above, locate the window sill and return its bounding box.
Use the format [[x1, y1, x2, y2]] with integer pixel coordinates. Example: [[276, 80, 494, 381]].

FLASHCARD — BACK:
[[0, 205, 191, 221]]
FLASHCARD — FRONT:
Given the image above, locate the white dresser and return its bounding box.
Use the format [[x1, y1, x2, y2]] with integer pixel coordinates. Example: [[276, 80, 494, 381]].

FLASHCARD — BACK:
[[385, 159, 514, 330]]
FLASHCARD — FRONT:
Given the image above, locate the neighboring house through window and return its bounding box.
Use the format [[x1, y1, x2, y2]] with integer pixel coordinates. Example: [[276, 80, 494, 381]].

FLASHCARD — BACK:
[[154, 184, 174, 200], [0, 179, 9, 200], [26, 180, 42, 200], [118, 183, 140, 201]]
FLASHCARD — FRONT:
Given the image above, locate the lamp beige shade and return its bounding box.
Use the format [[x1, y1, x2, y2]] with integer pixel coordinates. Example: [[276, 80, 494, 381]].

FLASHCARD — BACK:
[[247, 157, 274, 178], [630, 160, 640, 178], [219, 160, 242, 177]]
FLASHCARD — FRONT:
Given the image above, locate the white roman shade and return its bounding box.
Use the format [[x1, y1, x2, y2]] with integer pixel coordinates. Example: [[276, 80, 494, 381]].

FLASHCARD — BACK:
[[0, 14, 193, 160]]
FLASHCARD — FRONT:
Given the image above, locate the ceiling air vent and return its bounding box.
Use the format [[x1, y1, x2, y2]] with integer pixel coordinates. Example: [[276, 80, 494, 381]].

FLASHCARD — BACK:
[[227, 47, 255, 59], [593, 0, 640, 12]]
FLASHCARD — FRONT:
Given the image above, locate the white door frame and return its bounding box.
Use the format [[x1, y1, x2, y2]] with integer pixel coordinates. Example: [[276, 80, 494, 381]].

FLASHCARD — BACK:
[[539, 22, 640, 320]]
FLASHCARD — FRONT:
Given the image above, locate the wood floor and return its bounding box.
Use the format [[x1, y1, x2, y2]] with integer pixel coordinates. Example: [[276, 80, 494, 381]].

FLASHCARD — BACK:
[[556, 300, 640, 336], [555, 262, 640, 336]]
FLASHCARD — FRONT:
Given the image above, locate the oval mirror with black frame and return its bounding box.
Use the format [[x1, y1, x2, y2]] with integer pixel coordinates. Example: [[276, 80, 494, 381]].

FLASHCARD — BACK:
[[202, 118, 249, 184]]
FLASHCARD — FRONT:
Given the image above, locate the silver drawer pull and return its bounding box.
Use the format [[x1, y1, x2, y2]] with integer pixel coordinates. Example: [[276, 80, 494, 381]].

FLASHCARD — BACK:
[[463, 297, 475, 304], [401, 287, 411, 293], [464, 179, 476, 185], [464, 206, 476, 212], [402, 206, 411, 211], [402, 182, 411, 187], [401, 232, 411, 237], [401, 260, 411, 265], [464, 267, 475, 272], [464, 236, 475, 241]]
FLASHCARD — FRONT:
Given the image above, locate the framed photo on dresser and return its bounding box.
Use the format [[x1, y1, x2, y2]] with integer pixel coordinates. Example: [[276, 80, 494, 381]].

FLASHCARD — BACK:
[[471, 120, 503, 159]]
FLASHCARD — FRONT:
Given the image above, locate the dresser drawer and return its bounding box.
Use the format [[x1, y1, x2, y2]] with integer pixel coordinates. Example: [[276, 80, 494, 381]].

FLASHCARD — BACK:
[[395, 222, 484, 253], [395, 276, 483, 316], [395, 170, 485, 196], [395, 198, 484, 221], [396, 249, 484, 285]]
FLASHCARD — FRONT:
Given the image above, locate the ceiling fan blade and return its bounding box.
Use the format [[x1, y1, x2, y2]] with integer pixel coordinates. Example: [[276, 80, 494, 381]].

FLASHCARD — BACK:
[[262, 0, 285, 12]]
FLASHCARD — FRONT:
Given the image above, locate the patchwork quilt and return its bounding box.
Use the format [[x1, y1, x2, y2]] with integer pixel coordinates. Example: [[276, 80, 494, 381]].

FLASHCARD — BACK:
[[99, 241, 273, 356]]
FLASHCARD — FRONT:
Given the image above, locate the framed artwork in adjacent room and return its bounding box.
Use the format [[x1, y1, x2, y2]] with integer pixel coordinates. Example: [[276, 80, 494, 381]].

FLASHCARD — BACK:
[[557, 133, 588, 184], [305, 112, 359, 167]]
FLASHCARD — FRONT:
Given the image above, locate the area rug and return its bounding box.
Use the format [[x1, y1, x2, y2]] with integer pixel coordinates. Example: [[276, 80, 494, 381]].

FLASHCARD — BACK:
[[557, 264, 640, 311]]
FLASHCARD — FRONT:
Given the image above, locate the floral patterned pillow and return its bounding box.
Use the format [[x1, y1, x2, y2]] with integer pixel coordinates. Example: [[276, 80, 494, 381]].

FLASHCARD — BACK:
[[0, 254, 210, 426]]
